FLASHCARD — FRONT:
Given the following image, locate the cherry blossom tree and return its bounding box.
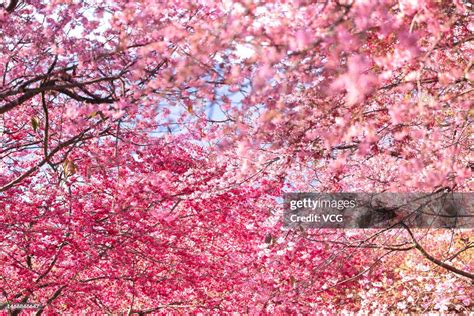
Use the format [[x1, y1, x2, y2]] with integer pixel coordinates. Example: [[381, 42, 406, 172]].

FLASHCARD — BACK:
[[0, 0, 472, 313]]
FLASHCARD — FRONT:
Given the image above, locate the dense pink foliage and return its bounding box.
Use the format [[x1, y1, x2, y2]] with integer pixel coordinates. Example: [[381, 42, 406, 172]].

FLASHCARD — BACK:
[[0, 0, 472, 313]]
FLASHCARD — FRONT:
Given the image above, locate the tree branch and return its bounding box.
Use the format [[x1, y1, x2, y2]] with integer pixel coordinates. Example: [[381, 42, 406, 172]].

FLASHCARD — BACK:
[[402, 223, 474, 280], [5, 0, 19, 12]]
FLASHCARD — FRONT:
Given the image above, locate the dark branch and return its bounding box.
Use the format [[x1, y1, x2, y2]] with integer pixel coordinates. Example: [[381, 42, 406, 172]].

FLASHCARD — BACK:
[[402, 223, 474, 280], [5, 0, 19, 12]]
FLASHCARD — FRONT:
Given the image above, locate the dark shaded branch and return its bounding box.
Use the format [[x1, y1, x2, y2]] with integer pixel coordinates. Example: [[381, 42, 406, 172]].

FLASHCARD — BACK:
[[0, 126, 112, 192], [41, 92, 49, 159], [54, 88, 115, 104], [5, 0, 19, 12], [0, 90, 38, 115], [34, 286, 66, 316], [0, 75, 119, 114], [402, 223, 474, 280]]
